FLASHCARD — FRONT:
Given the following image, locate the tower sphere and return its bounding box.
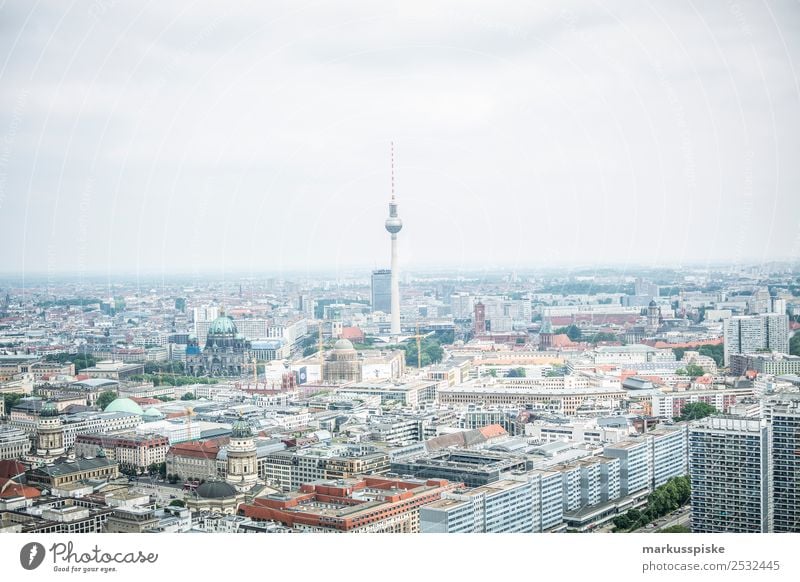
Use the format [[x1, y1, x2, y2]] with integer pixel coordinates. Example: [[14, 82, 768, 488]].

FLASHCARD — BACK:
[[385, 216, 403, 234]]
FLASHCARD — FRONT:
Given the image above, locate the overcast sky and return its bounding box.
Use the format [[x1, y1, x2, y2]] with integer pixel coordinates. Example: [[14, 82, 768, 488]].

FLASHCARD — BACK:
[[1, 1, 799, 278]]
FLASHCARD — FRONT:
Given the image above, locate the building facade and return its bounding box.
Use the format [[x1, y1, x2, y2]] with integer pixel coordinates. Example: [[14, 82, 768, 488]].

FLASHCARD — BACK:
[[689, 416, 771, 533], [771, 398, 800, 532], [371, 269, 392, 314]]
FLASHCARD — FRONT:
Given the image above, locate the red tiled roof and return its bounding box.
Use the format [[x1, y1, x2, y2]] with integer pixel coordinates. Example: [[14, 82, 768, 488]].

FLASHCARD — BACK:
[[0, 478, 40, 499], [478, 424, 507, 439], [0, 460, 26, 479]]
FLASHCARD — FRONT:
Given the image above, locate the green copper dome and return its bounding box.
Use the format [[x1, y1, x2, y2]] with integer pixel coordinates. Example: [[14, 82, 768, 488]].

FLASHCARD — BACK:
[[231, 418, 253, 438], [104, 397, 144, 415], [40, 401, 59, 417], [207, 315, 237, 336]]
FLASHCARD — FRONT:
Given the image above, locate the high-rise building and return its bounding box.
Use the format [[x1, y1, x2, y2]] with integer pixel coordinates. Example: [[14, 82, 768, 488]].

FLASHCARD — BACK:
[[723, 314, 790, 366], [384, 144, 403, 335], [474, 302, 486, 335], [771, 397, 800, 532], [371, 269, 392, 314], [689, 416, 772, 533]]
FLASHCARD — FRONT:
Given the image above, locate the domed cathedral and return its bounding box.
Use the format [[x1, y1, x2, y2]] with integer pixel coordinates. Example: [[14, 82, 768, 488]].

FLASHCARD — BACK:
[[186, 314, 251, 377], [322, 339, 362, 384], [225, 419, 258, 492], [36, 401, 66, 459]]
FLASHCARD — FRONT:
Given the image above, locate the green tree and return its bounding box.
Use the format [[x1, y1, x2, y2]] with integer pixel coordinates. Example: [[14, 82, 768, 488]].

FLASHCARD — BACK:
[[96, 390, 117, 410], [588, 332, 617, 343], [672, 347, 688, 361], [684, 363, 705, 378], [168, 499, 186, 507], [790, 333, 800, 357], [3, 392, 23, 414], [565, 325, 581, 341], [698, 344, 724, 367], [181, 392, 196, 401], [424, 342, 444, 364], [677, 402, 717, 421], [554, 325, 581, 341], [506, 368, 526, 378]]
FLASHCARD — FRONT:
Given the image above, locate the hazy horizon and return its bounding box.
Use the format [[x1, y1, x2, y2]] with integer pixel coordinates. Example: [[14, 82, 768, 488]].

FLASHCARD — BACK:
[[2, 1, 799, 276]]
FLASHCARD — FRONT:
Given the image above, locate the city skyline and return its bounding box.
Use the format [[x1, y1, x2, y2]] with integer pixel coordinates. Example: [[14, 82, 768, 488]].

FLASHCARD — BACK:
[[1, 1, 799, 275]]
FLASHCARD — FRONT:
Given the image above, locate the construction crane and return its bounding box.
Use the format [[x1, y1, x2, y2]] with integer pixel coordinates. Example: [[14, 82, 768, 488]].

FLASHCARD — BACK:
[[318, 321, 325, 376], [411, 321, 424, 368]]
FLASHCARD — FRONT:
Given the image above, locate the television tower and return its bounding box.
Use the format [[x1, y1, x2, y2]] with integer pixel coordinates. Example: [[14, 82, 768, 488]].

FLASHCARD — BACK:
[[385, 142, 403, 335]]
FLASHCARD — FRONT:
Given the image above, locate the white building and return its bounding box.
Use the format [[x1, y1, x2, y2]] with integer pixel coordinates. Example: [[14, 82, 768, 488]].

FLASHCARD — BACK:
[[723, 314, 790, 366]]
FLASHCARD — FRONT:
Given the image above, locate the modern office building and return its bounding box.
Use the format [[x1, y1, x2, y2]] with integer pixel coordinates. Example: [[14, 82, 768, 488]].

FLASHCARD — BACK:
[[371, 269, 392, 314], [689, 416, 772, 532], [391, 450, 528, 488], [771, 398, 800, 532], [723, 314, 790, 366]]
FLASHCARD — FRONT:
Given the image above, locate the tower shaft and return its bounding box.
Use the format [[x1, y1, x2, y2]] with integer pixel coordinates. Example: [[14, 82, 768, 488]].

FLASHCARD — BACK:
[[390, 234, 400, 335]]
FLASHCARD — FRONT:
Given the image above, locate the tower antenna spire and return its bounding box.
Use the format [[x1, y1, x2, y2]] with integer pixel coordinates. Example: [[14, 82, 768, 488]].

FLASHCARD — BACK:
[[391, 141, 395, 201]]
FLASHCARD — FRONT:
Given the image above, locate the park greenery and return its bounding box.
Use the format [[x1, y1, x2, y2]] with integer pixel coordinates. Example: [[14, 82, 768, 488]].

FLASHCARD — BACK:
[[506, 367, 526, 378], [675, 402, 717, 422], [143, 361, 185, 374], [44, 352, 98, 370], [675, 363, 705, 378], [586, 332, 618, 344], [612, 476, 691, 532], [96, 390, 118, 410], [3, 392, 23, 412], [130, 374, 216, 386], [147, 462, 167, 479], [382, 338, 445, 368]]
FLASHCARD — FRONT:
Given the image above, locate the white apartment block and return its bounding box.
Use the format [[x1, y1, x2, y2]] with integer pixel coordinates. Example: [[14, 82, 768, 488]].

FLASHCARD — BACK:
[[723, 314, 789, 366], [603, 439, 650, 497], [420, 479, 538, 533]]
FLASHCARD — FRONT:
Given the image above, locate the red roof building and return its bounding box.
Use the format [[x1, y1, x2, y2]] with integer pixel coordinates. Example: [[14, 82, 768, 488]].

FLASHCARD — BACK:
[[238, 476, 459, 532]]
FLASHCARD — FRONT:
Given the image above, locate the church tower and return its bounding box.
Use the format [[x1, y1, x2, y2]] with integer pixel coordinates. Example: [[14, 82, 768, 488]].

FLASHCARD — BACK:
[[226, 418, 258, 492], [36, 401, 65, 459], [646, 300, 660, 334]]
